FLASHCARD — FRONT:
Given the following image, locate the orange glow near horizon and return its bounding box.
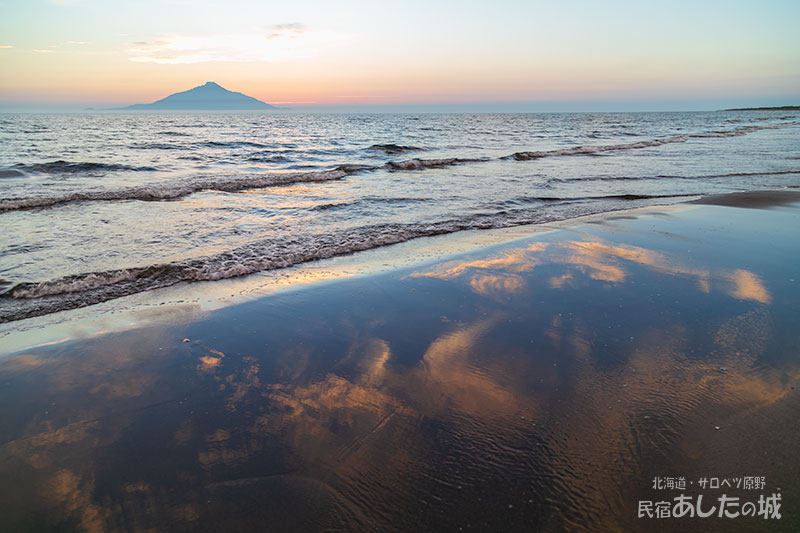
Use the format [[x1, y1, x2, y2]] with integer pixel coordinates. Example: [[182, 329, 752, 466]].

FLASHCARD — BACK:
[[1, 1, 799, 109]]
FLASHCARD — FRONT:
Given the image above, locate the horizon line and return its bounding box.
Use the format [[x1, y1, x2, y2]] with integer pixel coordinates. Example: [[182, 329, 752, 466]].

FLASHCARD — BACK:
[[2, 100, 799, 114], [0, 95, 800, 113]]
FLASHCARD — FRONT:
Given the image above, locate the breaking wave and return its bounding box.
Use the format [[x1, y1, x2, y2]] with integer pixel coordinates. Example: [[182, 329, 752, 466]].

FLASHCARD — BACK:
[[0, 158, 479, 211], [688, 122, 800, 138], [2, 121, 798, 212], [0, 166, 374, 211], [508, 136, 689, 160], [0, 197, 678, 322], [12, 160, 158, 174], [386, 157, 486, 170], [509, 122, 800, 161]]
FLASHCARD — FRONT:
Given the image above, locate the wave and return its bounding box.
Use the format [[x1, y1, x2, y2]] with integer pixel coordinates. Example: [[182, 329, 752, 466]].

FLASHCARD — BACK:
[[309, 202, 349, 211], [497, 193, 700, 207], [0, 198, 683, 322], [550, 193, 700, 202], [309, 196, 430, 211], [547, 170, 800, 184], [386, 157, 486, 170], [0, 157, 484, 211], [508, 136, 689, 160], [3, 120, 797, 213], [362, 196, 429, 204], [12, 160, 158, 174], [156, 131, 192, 137], [246, 154, 292, 163], [0, 169, 26, 179], [132, 142, 184, 150], [0, 165, 375, 211], [198, 140, 271, 149], [688, 122, 798, 138], [367, 144, 425, 154], [508, 121, 800, 161]]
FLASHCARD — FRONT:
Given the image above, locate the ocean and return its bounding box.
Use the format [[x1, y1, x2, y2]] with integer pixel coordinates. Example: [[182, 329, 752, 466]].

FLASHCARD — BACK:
[[1, 111, 799, 322]]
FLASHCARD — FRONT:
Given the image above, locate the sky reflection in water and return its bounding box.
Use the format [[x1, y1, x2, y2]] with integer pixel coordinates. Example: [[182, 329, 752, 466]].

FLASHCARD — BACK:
[[1, 204, 799, 531]]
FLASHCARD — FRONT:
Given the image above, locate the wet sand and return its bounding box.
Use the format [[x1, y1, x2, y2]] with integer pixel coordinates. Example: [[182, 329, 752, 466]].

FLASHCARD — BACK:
[[692, 189, 800, 208], [1, 191, 799, 531]]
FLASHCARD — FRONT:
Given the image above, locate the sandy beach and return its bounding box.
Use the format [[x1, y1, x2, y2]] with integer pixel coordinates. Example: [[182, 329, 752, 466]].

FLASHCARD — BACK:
[[1, 191, 799, 531], [3, 0, 799, 529]]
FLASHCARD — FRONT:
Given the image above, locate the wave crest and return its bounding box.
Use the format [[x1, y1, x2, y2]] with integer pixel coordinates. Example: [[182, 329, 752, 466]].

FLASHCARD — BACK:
[[509, 136, 689, 161], [1, 194, 692, 322], [13, 160, 158, 174], [0, 165, 374, 211], [367, 144, 424, 154], [386, 157, 484, 170]]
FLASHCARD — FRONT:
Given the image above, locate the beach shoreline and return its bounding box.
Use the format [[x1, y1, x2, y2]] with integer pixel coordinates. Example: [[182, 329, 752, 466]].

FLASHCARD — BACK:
[[2, 190, 799, 355], [0, 199, 688, 354], [1, 190, 799, 530]]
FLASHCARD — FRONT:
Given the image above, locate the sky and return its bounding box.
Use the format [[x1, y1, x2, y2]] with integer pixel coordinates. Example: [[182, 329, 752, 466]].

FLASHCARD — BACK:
[[1, 0, 799, 111]]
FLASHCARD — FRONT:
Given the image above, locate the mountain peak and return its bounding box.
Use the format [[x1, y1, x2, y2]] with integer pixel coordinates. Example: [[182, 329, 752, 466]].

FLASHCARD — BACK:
[[122, 82, 275, 111]]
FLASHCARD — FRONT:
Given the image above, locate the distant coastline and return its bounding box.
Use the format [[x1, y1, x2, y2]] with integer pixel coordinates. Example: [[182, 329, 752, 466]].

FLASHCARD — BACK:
[[723, 105, 800, 111]]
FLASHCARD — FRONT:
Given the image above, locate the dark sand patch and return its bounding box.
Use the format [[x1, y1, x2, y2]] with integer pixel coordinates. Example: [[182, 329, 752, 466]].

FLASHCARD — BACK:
[[693, 189, 800, 209]]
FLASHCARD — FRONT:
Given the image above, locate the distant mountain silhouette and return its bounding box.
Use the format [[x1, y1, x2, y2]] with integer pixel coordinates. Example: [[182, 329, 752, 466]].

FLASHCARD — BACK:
[[122, 82, 275, 110]]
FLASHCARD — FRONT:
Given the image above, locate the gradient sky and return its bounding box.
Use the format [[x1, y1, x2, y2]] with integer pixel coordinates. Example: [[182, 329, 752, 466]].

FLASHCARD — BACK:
[[1, 0, 799, 111]]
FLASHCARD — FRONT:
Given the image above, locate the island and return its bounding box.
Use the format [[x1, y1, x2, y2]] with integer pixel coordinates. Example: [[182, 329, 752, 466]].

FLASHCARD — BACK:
[[120, 82, 275, 110], [723, 105, 800, 111]]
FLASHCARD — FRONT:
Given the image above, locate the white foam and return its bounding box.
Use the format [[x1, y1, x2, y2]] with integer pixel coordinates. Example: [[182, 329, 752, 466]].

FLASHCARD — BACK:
[[511, 136, 689, 160]]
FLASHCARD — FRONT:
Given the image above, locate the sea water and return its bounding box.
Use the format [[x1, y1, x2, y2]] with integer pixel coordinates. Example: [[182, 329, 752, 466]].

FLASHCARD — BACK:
[[1, 111, 798, 321]]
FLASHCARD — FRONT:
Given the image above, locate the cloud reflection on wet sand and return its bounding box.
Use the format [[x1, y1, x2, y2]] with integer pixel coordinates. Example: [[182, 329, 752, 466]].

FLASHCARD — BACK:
[[412, 237, 771, 304], [0, 206, 798, 530]]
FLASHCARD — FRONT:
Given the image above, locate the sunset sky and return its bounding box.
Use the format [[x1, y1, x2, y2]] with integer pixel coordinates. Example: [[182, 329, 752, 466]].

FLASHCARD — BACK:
[[1, 0, 799, 111]]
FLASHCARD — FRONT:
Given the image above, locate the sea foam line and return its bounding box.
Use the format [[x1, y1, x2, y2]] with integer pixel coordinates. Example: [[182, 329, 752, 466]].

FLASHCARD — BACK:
[[506, 121, 800, 160], [0, 159, 479, 211], [507, 135, 690, 160], [1, 195, 685, 322], [0, 166, 372, 211]]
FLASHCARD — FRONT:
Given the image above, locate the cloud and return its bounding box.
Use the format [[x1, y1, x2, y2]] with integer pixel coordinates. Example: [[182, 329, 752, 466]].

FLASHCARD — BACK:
[[268, 22, 305, 40], [0, 45, 13, 49], [127, 27, 348, 64], [65, 41, 90, 45], [32, 49, 57, 54]]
